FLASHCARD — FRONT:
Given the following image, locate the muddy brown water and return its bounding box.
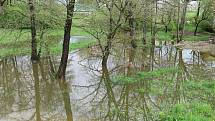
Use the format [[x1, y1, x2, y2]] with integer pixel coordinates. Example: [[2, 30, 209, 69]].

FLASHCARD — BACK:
[[0, 45, 215, 121]]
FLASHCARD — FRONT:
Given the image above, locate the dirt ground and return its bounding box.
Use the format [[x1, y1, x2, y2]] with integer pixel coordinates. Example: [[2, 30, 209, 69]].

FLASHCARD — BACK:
[[175, 41, 215, 52]]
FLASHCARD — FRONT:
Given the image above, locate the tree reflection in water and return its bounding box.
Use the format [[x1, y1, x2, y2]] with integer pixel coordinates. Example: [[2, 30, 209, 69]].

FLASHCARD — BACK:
[[1, 45, 215, 120]]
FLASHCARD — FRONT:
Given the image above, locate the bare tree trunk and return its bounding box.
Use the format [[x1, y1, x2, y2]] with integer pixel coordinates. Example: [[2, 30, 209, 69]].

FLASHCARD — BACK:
[[0, 5, 3, 15], [0, 0, 6, 14], [29, 0, 39, 61], [59, 81, 73, 121], [179, 0, 189, 42], [0, 3, 3, 15], [142, 0, 147, 45], [128, 1, 136, 48], [32, 63, 41, 121], [151, 0, 158, 45], [176, 0, 181, 43], [212, 0, 215, 28], [194, 1, 201, 36], [56, 0, 75, 80]]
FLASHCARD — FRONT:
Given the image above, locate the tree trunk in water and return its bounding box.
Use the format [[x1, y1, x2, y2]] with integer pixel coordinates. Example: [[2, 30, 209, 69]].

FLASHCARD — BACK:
[[29, 0, 39, 61], [59, 81, 73, 121], [32, 63, 41, 121], [56, 0, 75, 80], [179, 0, 189, 42]]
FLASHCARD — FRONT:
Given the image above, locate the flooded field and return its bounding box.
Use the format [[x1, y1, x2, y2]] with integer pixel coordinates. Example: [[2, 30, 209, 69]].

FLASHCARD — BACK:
[[1, 44, 215, 121]]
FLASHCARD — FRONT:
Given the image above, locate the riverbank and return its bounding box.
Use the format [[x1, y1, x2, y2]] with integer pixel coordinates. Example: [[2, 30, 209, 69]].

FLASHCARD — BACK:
[[0, 22, 213, 58], [0, 28, 96, 58]]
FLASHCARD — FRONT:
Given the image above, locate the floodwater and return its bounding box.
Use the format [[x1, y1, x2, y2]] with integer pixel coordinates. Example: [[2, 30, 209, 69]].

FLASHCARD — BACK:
[[1, 44, 215, 121]]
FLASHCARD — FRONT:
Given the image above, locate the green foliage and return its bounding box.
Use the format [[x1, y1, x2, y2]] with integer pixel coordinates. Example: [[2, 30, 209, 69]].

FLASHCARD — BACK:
[[160, 103, 215, 121], [0, 1, 65, 29], [167, 22, 177, 32], [0, 4, 29, 28], [185, 79, 215, 96], [186, 11, 196, 21]]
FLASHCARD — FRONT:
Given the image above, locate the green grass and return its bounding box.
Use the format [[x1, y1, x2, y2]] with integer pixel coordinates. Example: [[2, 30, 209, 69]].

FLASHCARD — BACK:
[[183, 34, 210, 41], [49, 39, 96, 55], [157, 31, 173, 41], [186, 11, 196, 20], [0, 27, 94, 58], [160, 102, 215, 121]]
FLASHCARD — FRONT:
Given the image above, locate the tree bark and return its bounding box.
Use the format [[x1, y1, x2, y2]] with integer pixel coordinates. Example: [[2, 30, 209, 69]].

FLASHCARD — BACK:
[[212, 0, 215, 28], [29, 0, 39, 61], [32, 63, 41, 121], [59, 81, 73, 121], [194, 1, 201, 36], [176, 0, 181, 43], [151, 0, 158, 45], [128, 1, 136, 48], [194, 23, 200, 36], [142, 0, 147, 45], [0, 5, 3, 14], [179, 0, 189, 42], [56, 0, 75, 80]]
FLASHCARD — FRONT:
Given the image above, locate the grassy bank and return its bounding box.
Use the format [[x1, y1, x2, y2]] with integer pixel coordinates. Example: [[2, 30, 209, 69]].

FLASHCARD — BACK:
[[0, 27, 95, 58], [0, 22, 213, 58]]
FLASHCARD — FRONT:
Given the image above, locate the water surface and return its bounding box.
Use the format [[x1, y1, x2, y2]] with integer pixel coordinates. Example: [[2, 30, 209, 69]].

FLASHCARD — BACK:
[[1, 45, 215, 121]]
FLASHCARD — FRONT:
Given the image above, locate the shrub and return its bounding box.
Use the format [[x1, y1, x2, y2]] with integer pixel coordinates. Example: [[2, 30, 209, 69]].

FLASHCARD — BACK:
[[199, 20, 214, 33]]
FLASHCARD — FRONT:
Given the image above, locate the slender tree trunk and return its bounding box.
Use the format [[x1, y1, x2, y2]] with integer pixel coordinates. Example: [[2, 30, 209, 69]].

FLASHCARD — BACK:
[[165, 26, 168, 33], [32, 63, 41, 121], [0, 0, 5, 15], [194, 23, 200, 36], [29, 0, 39, 61], [179, 0, 189, 42], [142, 0, 147, 45], [176, 0, 181, 43], [194, 1, 201, 36], [59, 81, 73, 121], [151, 0, 157, 45], [212, 0, 215, 28], [56, 0, 75, 80], [128, 1, 136, 48], [0, 3, 3, 15]]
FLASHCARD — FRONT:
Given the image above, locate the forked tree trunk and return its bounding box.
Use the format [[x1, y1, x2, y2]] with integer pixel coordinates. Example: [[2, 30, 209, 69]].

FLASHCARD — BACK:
[[194, 23, 200, 36], [56, 0, 75, 80], [29, 0, 39, 61], [179, 0, 189, 42], [194, 0, 201, 36]]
